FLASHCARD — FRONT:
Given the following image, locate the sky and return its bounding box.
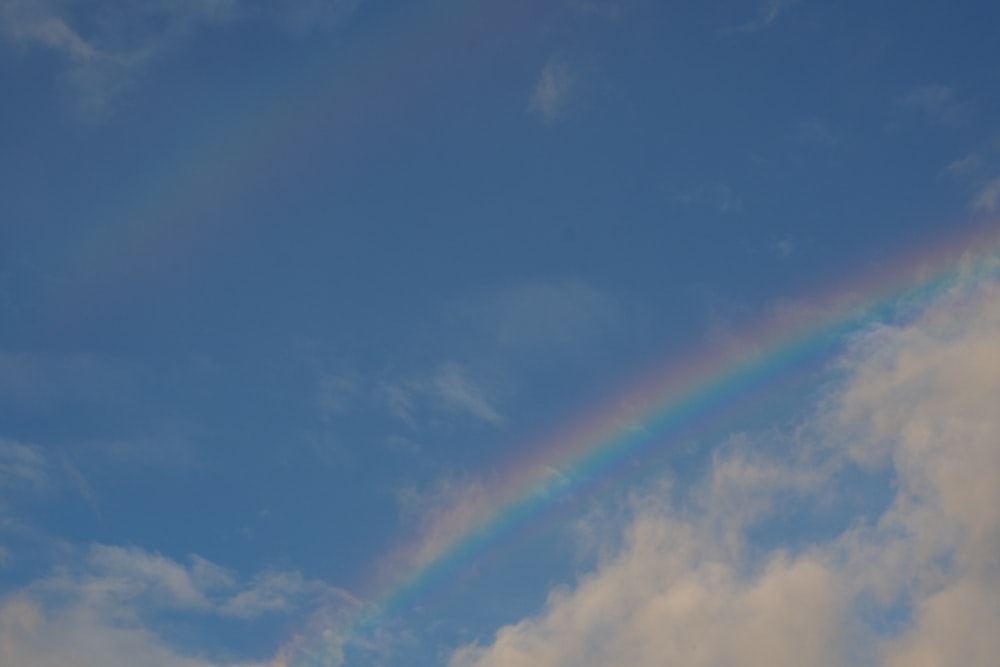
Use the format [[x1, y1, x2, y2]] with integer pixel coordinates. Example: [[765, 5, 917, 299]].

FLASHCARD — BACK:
[[1, 0, 1000, 665]]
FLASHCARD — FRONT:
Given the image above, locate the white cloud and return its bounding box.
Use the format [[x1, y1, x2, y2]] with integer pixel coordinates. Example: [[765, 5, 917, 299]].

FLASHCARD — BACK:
[[529, 57, 575, 123], [220, 570, 328, 618], [448, 269, 1000, 667], [0, 594, 264, 667], [723, 0, 799, 34], [0, 542, 353, 667]]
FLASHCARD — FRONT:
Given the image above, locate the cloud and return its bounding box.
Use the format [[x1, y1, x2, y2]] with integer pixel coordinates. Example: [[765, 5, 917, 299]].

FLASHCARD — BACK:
[[944, 154, 988, 179], [0, 543, 352, 667], [0, 0, 359, 117], [220, 570, 330, 618], [529, 57, 575, 123], [447, 269, 1000, 667], [971, 175, 1000, 212], [723, 0, 799, 34], [941, 153, 1000, 212], [430, 362, 505, 425], [379, 362, 504, 428], [895, 84, 973, 127], [0, 595, 264, 667], [0, 439, 48, 490], [296, 279, 635, 435]]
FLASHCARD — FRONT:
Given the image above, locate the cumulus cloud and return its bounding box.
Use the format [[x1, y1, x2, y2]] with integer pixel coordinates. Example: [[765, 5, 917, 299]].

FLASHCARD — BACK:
[[0, 543, 351, 667], [0, 0, 359, 117], [529, 57, 575, 123], [448, 268, 1000, 667]]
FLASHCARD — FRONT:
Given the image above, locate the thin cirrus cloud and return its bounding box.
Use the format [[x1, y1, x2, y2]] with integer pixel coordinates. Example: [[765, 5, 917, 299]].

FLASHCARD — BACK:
[[894, 84, 973, 128], [378, 361, 505, 429], [447, 270, 1000, 667], [941, 154, 1000, 213], [310, 279, 631, 431], [0, 0, 358, 117], [971, 176, 1000, 213], [529, 57, 575, 123]]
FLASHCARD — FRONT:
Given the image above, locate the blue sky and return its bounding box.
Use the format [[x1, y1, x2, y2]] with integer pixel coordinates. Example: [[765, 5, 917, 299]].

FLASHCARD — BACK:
[[2, 1, 1000, 665]]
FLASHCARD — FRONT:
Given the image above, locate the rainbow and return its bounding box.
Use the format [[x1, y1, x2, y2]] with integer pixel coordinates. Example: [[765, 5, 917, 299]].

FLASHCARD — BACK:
[[48, 0, 527, 318], [270, 222, 1000, 667], [33, 2, 1000, 663]]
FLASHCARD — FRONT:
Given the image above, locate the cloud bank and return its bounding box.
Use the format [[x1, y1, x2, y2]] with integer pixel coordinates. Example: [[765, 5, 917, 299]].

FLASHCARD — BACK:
[[448, 270, 1000, 667]]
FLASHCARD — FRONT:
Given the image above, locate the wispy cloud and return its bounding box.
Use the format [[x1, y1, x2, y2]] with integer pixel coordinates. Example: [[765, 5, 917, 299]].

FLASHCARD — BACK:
[[894, 84, 973, 128], [0, 0, 360, 118], [941, 152, 1000, 212], [529, 56, 575, 123], [971, 175, 1000, 213], [448, 271, 1000, 667], [770, 237, 795, 258], [431, 362, 505, 425], [0, 439, 48, 489], [379, 362, 505, 428], [722, 0, 799, 34]]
